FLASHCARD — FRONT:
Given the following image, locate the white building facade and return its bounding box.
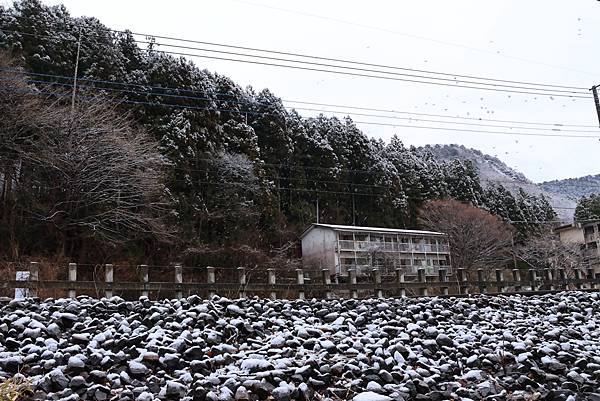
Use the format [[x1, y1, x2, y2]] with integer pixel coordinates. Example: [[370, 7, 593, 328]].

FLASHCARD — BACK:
[[300, 224, 451, 276], [555, 220, 600, 269]]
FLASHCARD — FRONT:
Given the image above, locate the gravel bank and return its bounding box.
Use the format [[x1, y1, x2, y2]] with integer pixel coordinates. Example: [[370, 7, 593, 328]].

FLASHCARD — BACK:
[[2, 293, 600, 400]]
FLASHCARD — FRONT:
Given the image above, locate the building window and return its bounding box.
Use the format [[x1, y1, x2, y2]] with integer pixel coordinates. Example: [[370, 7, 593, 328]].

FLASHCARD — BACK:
[[370, 235, 383, 243]]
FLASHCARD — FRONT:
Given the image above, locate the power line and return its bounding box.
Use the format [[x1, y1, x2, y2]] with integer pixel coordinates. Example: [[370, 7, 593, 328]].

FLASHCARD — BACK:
[[113, 45, 593, 99], [0, 150, 589, 212], [0, 28, 592, 98], [4, 154, 593, 195], [0, 164, 582, 213], [281, 100, 600, 129], [134, 179, 583, 211], [128, 38, 589, 95], [6, 73, 600, 135], [1, 26, 589, 91], [2, 66, 597, 129], [1, 83, 598, 140]]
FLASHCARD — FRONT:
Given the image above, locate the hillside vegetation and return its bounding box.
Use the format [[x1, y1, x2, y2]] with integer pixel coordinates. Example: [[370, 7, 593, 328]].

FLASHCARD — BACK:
[[0, 0, 556, 265]]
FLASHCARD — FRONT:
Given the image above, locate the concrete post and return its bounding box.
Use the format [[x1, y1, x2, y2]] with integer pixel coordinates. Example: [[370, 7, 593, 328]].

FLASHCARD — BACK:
[[296, 269, 305, 300], [396, 268, 406, 298], [322, 269, 332, 299], [438, 268, 448, 296], [558, 268, 566, 290], [138, 264, 149, 298], [268, 268, 276, 300], [68, 263, 77, 299], [207, 266, 216, 297], [174, 264, 183, 299], [237, 267, 246, 298], [587, 268, 595, 290], [417, 268, 427, 296], [546, 269, 555, 291], [512, 269, 521, 292], [477, 269, 486, 294], [457, 268, 468, 295], [373, 268, 383, 298], [105, 264, 114, 298], [495, 269, 504, 293], [349, 268, 357, 299], [29, 262, 39, 298], [575, 269, 583, 290], [528, 269, 537, 291]]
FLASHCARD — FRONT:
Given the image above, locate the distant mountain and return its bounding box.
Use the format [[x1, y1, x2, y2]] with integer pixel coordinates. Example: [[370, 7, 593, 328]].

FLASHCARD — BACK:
[[540, 175, 600, 200], [421, 144, 576, 220]]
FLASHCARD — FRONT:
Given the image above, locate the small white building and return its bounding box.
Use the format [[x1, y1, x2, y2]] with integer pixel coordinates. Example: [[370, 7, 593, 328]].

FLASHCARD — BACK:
[[300, 223, 451, 276], [554, 220, 600, 268]]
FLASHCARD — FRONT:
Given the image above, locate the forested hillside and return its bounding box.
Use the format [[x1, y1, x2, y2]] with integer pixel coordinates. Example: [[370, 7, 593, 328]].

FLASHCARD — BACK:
[[540, 175, 600, 200], [423, 144, 578, 219], [0, 0, 556, 264]]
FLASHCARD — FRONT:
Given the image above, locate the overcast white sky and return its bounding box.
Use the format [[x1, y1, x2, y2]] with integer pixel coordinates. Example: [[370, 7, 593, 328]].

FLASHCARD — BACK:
[[28, 0, 600, 182]]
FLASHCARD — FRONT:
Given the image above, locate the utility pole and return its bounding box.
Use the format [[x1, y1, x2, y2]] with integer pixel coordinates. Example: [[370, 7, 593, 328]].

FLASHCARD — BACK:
[[590, 86, 600, 128], [71, 26, 83, 114], [316, 198, 319, 224], [352, 191, 356, 226], [511, 232, 517, 270]]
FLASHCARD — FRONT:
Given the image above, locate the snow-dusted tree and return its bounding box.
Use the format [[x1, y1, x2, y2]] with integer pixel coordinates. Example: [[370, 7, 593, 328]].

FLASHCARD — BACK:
[[484, 185, 557, 241], [443, 159, 484, 205], [575, 194, 600, 221]]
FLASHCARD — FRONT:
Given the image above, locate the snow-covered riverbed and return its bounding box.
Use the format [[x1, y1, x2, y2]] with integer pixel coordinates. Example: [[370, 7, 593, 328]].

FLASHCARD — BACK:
[[2, 293, 600, 400]]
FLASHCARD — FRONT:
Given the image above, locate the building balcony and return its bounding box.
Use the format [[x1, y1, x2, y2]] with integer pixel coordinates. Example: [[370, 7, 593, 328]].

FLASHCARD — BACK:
[[336, 264, 444, 276], [337, 240, 449, 253]]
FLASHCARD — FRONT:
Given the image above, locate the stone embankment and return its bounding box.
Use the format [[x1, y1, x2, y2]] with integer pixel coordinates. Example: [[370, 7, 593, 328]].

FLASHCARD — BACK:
[[2, 293, 600, 400]]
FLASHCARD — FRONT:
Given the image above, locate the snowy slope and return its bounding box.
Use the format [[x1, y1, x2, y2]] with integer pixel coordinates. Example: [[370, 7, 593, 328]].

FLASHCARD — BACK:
[[421, 144, 576, 220], [540, 175, 600, 200]]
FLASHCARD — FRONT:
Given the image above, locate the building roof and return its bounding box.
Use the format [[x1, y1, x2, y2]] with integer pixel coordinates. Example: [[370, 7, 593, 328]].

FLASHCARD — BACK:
[[554, 223, 579, 232], [300, 223, 445, 239], [554, 220, 600, 232]]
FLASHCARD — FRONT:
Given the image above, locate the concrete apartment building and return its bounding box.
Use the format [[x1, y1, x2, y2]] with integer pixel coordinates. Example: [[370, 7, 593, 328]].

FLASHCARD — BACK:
[[554, 220, 600, 268], [300, 223, 451, 276]]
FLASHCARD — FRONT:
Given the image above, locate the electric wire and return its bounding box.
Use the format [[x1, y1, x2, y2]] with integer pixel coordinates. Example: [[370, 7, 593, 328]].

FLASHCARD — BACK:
[[0, 28, 592, 98], [0, 25, 589, 90], [4, 73, 600, 134], [1, 66, 597, 128], [1, 81, 598, 139]]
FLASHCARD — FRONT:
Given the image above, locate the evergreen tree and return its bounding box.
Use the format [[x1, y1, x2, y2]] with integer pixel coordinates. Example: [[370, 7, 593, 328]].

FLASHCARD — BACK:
[[575, 194, 600, 221], [0, 0, 563, 260]]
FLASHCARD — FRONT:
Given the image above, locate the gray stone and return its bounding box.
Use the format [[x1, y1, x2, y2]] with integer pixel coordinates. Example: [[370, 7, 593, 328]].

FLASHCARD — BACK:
[[165, 380, 187, 398], [69, 375, 86, 388], [435, 333, 453, 347], [49, 368, 70, 390], [67, 356, 85, 370], [128, 361, 149, 376], [234, 386, 249, 400]]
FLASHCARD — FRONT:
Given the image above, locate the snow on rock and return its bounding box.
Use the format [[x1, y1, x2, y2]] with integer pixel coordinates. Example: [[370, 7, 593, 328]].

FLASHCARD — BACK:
[[353, 391, 393, 401], [239, 358, 272, 372], [3, 292, 600, 400]]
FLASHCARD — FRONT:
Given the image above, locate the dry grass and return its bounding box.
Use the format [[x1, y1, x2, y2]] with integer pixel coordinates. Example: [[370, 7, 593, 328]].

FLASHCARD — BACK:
[[0, 375, 31, 401]]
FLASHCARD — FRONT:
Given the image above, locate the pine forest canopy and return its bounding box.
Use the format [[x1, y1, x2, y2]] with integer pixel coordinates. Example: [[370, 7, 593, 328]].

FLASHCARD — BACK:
[[0, 0, 558, 263]]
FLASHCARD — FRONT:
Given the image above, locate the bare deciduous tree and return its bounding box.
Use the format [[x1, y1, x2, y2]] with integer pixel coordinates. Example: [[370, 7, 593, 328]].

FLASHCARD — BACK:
[[514, 230, 586, 277], [0, 53, 171, 257], [419, 199, 513, 274]]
